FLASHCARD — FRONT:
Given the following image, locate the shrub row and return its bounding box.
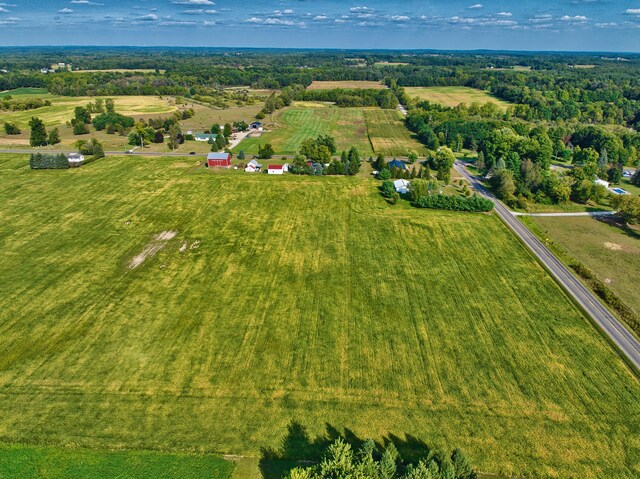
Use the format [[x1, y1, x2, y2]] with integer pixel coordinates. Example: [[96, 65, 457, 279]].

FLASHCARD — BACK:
[[29, 153, 69, 170], [570, 262, 640, 336], [414, 194, 494, 212]]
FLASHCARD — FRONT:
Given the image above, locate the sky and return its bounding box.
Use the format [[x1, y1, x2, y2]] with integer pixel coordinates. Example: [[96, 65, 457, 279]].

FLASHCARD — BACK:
[[0, 1, 640, 51]]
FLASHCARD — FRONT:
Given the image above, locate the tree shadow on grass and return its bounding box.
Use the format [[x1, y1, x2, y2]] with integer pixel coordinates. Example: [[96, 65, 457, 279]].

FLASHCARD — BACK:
[[258, 421, 435, 479], [594, 215, 640, 241]]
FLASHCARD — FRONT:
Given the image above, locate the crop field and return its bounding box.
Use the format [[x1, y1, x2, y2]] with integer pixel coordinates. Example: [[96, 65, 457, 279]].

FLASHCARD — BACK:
[[364, 109, 428, 157], [306, 81, 386, 90], [0, 153, 639, 479], [525, 216, 640, 316], [233, 104, 374, 156], [0, 444, 233, 479], [404, 87, 510, 109], [0, 95, 177, 129]]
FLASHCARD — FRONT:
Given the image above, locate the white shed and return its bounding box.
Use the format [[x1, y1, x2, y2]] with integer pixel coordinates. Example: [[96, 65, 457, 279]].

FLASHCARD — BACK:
[[393, 179, 410, 194], [268, 164, 284, 175], [67, 153, 85, 164], [595, 178, 610, 189]]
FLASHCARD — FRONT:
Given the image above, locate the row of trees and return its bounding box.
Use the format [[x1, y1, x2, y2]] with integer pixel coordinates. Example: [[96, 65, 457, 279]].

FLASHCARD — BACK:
[[0, 96, 51, 111], [287, 438, 476, 479]]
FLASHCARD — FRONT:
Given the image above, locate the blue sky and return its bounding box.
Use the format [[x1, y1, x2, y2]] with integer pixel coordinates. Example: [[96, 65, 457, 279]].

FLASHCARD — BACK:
[[0, 1, 639, 51]]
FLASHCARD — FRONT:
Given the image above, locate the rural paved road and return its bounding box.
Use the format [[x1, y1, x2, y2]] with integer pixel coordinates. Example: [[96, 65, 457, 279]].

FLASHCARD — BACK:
[[454, 161, 640, 373], [511, 211, 616, 217]]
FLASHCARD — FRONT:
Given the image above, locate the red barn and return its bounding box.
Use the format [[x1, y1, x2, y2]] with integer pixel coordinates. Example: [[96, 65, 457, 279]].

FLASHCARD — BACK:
[[207, 152, 231, 168]]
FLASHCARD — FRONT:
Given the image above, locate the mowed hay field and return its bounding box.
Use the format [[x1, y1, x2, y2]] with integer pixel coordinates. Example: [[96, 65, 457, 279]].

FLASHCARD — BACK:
[[306, 81, 386, 90], [0, 94, 177, 129], [364, 109, 428, 157], [234, 104, 374, 156], [0, 154, 639, 478], [527, 216, 640, 316], [405, 87, 510, 109]]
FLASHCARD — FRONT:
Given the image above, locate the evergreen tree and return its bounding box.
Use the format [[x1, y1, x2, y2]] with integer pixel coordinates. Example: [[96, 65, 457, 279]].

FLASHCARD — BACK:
[[4, 122, 21, 135], [47, 127, 60, 145], [476, 151, 485, 171], [238, 150, 246, 160], [223, 123, 232, 138], [28, 117, 48, 147]]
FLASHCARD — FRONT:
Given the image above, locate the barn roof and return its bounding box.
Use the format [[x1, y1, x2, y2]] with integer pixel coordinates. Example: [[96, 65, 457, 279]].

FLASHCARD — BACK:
[[268, 164, 284, 170], [207, 153, 231, 160]]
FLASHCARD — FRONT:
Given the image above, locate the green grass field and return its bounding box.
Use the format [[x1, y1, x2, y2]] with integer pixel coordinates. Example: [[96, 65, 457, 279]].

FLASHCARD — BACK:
[[233, 104, 374, 156], [0, 444, 233, 479], [364, 109, 428, 157], [0, 88, 51, 98], [404, 87, 510, 109], [525, 216, 640, 316], [0, 153, 638, 478], [234, 103, 427, 157], [0, 95, 176, 130]]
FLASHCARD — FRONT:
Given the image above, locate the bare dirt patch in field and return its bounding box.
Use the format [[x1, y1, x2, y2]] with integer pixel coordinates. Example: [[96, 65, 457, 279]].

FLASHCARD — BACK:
[[604, 242, 622, 251], [129, 231, 177, 269]]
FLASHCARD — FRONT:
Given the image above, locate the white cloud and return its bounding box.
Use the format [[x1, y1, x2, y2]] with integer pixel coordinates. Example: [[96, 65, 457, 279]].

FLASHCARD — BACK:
[[560, 15, 588, 22], [0, 7, 9, 12], [244, 16, 301, 26], [350, 6, 372, 13], [497, 12, 512, 17], [57, 8, 74, 14], [138, 13, 159, 21], [391, 15, 410, 21], [70, 0, 104, 4], [183, 9, 218, 14], [625, 8, 640, 15], [313, 15, 328, 20], [203, 20, 217, 26], [468, 4, 483, 9], [172, 0, 214, 5]]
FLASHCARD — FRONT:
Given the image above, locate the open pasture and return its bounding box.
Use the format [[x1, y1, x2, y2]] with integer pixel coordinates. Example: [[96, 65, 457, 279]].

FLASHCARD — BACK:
[[306, 81, 386, 90], [0, 95, 177, 129], [404, 86, 510, 109], [0, 154, 638, 479]]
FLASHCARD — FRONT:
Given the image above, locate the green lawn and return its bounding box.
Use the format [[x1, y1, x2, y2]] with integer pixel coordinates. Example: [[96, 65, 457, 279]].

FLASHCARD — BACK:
[[0, 154, 638, 479], [404, 87, 510, 109], [233, 104, 373, 156], [0, 444, 233, 479], [525, 215, 640, 317]]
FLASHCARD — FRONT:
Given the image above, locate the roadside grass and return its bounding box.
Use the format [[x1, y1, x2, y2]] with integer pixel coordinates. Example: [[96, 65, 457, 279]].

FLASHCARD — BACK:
[[364, 109, 428, 157], [0, 444, 233, 479], [523, 215, 640, 317], [404, 87, 510, 109], [232, 104, 374, 156], [0, 154, 638, 479], [306, 81, 386, 90]]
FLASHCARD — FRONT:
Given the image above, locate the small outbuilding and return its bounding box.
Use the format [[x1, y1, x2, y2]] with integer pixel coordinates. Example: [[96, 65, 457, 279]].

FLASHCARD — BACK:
[[393, 179, 411, 194], [207, 152, 231, 168], [67, 153, 85, 165], [245, 159, 263, 172], [595, 178, 610, 189], [250, 122, 263, 131], [267, 164, 284, 175]]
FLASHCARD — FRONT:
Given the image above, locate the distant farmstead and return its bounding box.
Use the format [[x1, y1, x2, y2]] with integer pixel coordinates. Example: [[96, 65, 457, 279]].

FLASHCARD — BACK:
[[207, 152, 231, 168]]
